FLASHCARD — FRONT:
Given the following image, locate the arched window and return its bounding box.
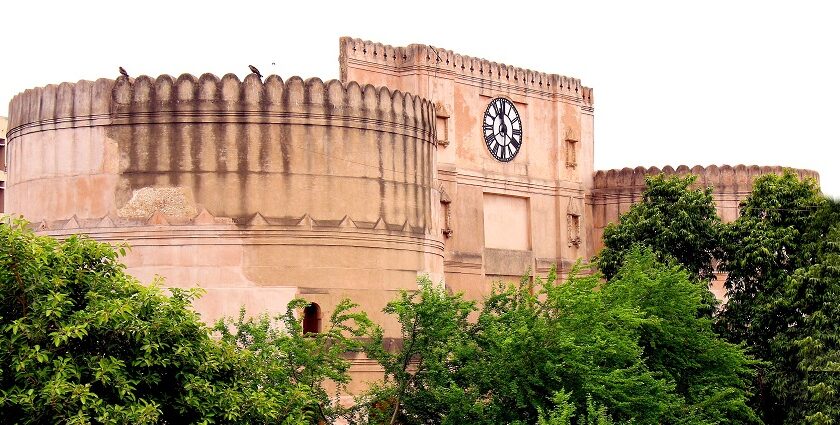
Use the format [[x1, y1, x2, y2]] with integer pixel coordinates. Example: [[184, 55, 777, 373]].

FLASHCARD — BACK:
[[302, 303, 321, 334]]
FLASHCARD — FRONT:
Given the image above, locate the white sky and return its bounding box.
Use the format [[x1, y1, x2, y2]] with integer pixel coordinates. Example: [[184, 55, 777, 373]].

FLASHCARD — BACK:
[[3, 0, 838, 197]]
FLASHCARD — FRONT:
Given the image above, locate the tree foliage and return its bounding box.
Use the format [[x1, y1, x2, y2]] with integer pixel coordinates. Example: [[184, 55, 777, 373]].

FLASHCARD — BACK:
[[719, 172, 840, 424], [597, 174, 723, 282], [0, 217, 371, 424], [354, 250, 758, 424]]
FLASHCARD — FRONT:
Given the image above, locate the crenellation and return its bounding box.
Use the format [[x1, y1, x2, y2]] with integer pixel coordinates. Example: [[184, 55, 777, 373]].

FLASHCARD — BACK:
[[592, 164, 820, 193], [41, 85, 57, 124], [590, 164, 821, 254], [243, 73, 263, 104], [704, 165, 719, 184], [220, 73, 240, 102], [92, 79, 113, 115], [131, 76, 152, 105], [339, 37, 593, 102], [734, 165, 748, 187], [747, 165, 761, 182], [265, 75, 285, 105], [581, 87, 594, 106], [690, 164, 704, 175], [606, 169, 618, 188], [198, 73, 220, 102], [57, 82, 74, 118], [389, 89, 405, 119], [113, 77, 132, 104], [304, 77, 326, 109], [361, 84, 377, 118], [73, 80, 93, 117], [720, 165, 735, 186], [175, 73, 197, 102], [618, 167, 633, 186], [325, 79, 343, 112], [345, 80, 363, 111], [633, 166, 647, 186]]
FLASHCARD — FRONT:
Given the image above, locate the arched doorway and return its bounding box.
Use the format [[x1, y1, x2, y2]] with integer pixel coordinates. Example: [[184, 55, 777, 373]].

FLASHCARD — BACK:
[[302, 303, 321, 334]]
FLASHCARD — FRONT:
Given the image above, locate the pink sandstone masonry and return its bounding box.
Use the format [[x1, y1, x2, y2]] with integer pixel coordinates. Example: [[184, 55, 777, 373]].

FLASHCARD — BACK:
[[340, 37, 596, 303], [5, 73, 443, 344], [589, 165, 820, 252], [339, 37, 594, 108], [4, 36, 824, 395], [588, 165, 820, 301]]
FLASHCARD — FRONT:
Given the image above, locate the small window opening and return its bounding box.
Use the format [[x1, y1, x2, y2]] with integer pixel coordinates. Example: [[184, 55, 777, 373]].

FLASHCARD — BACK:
[[566, 139, 578, 168], [434, 102, 450, 148], [567, 214, 581, 247], [303, 303, 321, 334]]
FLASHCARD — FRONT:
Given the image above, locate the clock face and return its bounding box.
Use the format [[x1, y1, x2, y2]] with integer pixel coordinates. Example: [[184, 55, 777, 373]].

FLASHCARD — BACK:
[[482, 97, 522, 162]]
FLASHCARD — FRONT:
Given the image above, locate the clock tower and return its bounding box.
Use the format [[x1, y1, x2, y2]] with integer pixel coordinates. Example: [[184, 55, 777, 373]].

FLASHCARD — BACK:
[[340, 37, 594, 300]]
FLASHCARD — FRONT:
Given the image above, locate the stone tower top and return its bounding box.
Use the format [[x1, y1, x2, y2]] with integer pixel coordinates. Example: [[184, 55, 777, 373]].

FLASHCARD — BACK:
[[339, 37, 593, 107]]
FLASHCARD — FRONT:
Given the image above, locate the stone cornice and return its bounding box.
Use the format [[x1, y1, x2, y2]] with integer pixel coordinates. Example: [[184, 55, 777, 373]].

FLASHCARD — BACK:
[[438, 166, 587, 197], [40, 223, 445, 256]]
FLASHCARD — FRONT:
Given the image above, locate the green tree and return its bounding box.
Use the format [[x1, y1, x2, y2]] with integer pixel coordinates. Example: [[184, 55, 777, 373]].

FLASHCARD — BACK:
[[787, 225, 840, 424], [596, 174, 723, 282], [719, 171, 840, 424], [358, 250, 758, 424], [210, 298, 375, 424], [603, 249, 760, 424], [461, 264, 672, 424], [0, 217, 372, 424], [355, 277, 478, 425]]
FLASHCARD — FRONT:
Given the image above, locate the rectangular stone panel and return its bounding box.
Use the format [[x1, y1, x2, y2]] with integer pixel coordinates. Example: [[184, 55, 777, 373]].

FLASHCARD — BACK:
[[483, 248, 534, 277], [483, 193, 530, 250]]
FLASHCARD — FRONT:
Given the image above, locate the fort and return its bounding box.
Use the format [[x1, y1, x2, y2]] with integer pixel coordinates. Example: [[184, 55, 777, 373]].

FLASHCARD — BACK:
[[1, 37, 818, 389]]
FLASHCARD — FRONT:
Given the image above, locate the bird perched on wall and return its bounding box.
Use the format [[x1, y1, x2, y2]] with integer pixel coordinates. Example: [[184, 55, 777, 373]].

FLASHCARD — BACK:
[[119, 67, 129, 78], [248, 65, 263, 79]]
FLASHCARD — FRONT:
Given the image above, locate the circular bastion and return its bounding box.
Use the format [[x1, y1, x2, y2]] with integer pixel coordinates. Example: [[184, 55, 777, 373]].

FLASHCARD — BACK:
[[4, 73, 443, 330]]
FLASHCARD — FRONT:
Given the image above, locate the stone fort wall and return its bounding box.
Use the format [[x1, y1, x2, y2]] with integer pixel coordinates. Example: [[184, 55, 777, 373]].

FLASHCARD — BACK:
[[588, 165, 819, 300], [588, 164, 820, 252], [3, 37, 827, 396], [5, 73, 443, 338]]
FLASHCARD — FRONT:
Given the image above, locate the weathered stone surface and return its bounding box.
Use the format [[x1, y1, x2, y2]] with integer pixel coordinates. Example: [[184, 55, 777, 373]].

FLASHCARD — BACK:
[[4, 68, 443, 351], [3, 39, 821, 398], [588, 165, 820, 252], [118, 187, 197, 219]]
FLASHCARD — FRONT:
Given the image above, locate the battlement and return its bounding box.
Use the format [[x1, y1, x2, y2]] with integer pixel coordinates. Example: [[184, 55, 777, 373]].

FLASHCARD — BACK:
[[593, 165, 820, 192], [7, 73, 436, 141], [339, 37, 593, 106]]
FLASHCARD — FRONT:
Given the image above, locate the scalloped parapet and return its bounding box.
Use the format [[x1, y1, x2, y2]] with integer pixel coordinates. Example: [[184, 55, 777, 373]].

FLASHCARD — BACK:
[[7, 73, 436, 141], [4, 72, 445, 336], [339, 36, 593, 106], [592, 164, 819, 191], [5, 73, 439, 228], [588, 164, 822, 252]]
